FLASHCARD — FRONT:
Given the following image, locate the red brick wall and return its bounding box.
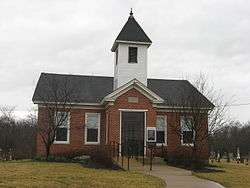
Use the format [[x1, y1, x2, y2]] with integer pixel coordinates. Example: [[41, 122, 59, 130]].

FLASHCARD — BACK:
[[36, 88, 209, 160], [154, 111, 209, 159], [105, 88, 157, 144], [36, 107, 106, 156]]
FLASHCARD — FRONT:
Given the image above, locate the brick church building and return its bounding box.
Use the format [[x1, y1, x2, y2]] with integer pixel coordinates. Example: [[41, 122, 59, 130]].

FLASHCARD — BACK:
[[33, 11, 214, 160]]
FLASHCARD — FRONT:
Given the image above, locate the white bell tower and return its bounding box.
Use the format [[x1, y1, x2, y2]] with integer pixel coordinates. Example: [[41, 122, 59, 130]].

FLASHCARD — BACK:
[[111, 10, 152, 90]]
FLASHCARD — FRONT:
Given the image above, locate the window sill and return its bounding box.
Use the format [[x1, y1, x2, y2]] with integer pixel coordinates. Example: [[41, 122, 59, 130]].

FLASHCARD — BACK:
[[156, 143, 167, 147], [181, 143, 194, 147], [54, 141, 70, 144], [85, 142, 100, 145]]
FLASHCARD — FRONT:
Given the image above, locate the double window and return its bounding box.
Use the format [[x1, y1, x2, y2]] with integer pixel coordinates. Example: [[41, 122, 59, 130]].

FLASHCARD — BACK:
[[156, 116, 167, 144], [128, 47, 138, 63], [54, 111, 70, 144], [181, 116, 195, 145], [85, 113, 101, 144]]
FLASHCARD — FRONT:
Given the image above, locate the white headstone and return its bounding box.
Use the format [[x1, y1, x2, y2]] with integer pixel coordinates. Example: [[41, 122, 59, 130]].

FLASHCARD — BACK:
[[237, 147, 240, 160]]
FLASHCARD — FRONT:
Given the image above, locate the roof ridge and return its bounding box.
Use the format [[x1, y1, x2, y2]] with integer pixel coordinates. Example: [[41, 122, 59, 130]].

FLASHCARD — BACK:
[[41, 73, 190, 82], [148, 78, 188, 81], [41, 72, 113, 79]]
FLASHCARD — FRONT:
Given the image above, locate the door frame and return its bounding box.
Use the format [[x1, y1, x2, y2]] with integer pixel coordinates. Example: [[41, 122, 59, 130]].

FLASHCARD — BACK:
[[119, 109, 148, 155]]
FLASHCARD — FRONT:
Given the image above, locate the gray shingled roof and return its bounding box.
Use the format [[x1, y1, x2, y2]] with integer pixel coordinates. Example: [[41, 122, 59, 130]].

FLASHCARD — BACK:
[[32, 73, 214, 109]]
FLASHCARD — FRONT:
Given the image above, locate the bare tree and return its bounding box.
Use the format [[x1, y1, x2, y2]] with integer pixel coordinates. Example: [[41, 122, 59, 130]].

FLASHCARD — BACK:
[[36, 75, 78, 160], [0, 106, 15, 120], [0, 106, 16, 160], [26, 107, 38, 127], [0, 106, 37, 160], [170, 74, 229, 167], [14, 118, 36, 159], [194, 74, 230, 134], [212, 121, 250, 159]]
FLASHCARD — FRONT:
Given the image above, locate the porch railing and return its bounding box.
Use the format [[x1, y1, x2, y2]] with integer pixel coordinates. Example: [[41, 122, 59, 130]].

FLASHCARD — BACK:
[[109, 141, 167, 171]]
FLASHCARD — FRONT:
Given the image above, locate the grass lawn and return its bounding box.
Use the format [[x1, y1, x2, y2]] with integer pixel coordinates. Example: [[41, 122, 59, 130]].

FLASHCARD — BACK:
[[0, 160, 165, 188], [193, 161, 250, 188]]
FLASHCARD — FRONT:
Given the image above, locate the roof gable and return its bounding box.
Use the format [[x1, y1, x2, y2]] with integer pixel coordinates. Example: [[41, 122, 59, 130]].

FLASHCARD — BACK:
[[101, 79, 164, 104]]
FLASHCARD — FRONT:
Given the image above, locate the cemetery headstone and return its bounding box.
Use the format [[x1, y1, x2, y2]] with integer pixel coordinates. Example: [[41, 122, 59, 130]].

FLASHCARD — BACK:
[[237, 147, 240, 164]]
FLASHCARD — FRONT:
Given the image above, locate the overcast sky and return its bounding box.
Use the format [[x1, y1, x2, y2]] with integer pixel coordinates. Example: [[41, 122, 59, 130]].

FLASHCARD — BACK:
[[0, 0, 249, 122]]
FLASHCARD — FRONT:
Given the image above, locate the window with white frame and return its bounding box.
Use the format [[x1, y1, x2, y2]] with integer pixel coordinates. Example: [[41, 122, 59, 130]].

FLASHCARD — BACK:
[[181, 116, 195, 145], [54, 111, 70, 144], [156, 116, 166, 144], [85, 113, 100, 144]]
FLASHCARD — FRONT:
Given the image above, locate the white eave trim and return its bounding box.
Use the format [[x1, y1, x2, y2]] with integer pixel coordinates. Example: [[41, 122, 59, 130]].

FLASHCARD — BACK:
[[101, 79, 164, 104], [115, 40, 151, 45], [155, 105, 212, 111], [111, 40, 152, 52], [118, 109, 148, 112], [33, 101, 101, 106], [34, 101, 105, 109]]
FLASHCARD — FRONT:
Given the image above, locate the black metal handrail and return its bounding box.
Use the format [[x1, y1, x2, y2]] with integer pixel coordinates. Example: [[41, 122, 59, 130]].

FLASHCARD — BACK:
[[110, 141, 160, 171]]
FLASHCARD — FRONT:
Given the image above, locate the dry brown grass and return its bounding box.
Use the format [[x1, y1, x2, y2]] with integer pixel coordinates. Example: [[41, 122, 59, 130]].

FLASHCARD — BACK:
[[193, 161, 250, 188], [0, 160, 165, 188]]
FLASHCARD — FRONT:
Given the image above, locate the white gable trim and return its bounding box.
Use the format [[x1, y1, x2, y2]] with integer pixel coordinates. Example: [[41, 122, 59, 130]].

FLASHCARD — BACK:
[[101, 79, 164, 104]]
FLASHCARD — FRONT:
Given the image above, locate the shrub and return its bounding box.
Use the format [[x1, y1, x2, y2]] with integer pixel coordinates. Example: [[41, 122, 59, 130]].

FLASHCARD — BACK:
[[90, 145, 115, 168], [33, 155, 71, 162], [33, 155, 45, 161], [55, 150, 85, 160], [33, 147, 117, 169], [165, 154, 207, 169], [33, 150, 90, 163]]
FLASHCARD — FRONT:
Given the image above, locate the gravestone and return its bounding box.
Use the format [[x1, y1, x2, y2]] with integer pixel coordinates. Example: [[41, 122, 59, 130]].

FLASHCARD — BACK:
[[229, 153, 234, 159], [210, 151, 215, 163], [217, 152, 221, 162], [236, 147, 240, 163]]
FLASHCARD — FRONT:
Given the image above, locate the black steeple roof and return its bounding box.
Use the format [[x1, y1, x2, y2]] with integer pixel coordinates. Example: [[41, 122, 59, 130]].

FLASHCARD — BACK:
[[111, 10, 152, 51]]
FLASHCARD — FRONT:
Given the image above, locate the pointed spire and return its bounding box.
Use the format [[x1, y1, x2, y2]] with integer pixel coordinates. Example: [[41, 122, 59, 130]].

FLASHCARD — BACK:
[[130, 8, 133, 17], [111, 10, 152, 52]]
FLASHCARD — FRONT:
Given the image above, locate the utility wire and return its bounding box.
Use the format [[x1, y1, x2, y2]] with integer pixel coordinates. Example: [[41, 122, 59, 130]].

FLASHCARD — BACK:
[[214, 102, 250, 108], [227, 103, 250, 107]]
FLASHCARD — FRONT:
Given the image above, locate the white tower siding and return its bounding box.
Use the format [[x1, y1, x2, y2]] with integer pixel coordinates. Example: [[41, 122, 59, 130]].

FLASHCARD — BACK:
[[114, 43, 148, 89]]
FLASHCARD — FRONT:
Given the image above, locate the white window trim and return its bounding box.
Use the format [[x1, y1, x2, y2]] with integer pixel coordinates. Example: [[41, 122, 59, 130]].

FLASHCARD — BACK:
[[147, 127, 156, 142], [85, 112, 101, 145], [180, 116, 195, 146], [54, 112, 70, 144], [156, 115, 167, 146]]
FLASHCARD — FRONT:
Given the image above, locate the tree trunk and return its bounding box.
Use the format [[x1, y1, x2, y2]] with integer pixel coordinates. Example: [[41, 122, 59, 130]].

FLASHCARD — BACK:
[[226, 151, 230, 162], [45, 144, 51, 161], [191, 145, 197, 168]]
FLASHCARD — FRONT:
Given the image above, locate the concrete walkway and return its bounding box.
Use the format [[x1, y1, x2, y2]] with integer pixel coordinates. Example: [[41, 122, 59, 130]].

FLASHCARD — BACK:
[[142, 164, 225, 188]]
